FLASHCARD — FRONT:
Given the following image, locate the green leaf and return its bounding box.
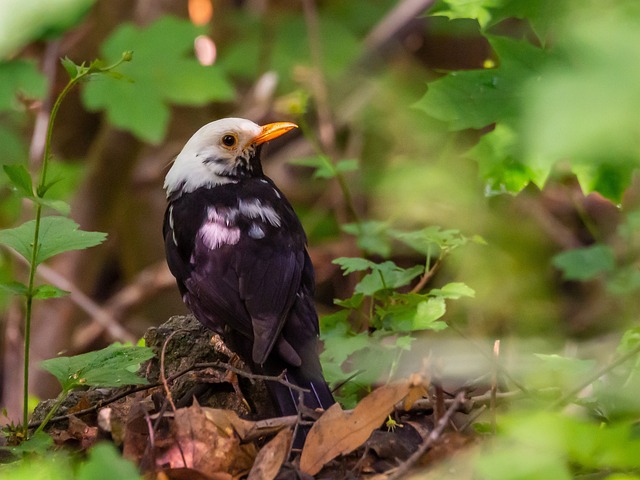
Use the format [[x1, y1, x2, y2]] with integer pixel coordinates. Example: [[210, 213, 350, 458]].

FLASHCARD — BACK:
[[34, 198, 72, 216], [8, 431, 53, 458], [335, 159, 359, 174], [77, 443, 142, 480], [552, 245, 615, 281], [82, 16, 235, 143], [529, 354, 596, 392], [572, 162, 636, 204], [378, 293, 448, 332], [617, 327, 640, 355], [430, 282, 476, 299], [430, 0, 505, 29], [333, 257, 376, 275], [60, 56, 80, 79], [0, 216, 107, 265], [0, 59, 46, 110], [320, 322, 372, 384], [415, 35, 548, 130], [0, 280, 29, 296], [355, 261, 424, 296], [33, 284, 70, 299], [2, 164, 33, 196], [334, 292, 365, 309], [413, 297, 448, 331], [41, 343, 155, 392], [468, 123, 550, 195], [520, 15, 640, 201], [342, 221, 391, 257], [391, 226, 468, 256]]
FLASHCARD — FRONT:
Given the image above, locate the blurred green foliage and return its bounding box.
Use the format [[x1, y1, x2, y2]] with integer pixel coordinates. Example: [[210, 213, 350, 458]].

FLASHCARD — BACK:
[[83, 16, 234, 143], [0, 0, 96, 59], [1, 441, 141, 480]]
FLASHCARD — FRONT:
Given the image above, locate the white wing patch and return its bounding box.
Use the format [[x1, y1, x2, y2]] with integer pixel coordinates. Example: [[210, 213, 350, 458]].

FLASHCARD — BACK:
[[199, 207, 241, 249], [248, 223, 265, 239], [238, 198, 281, 227], [168, 206, 178, 246]]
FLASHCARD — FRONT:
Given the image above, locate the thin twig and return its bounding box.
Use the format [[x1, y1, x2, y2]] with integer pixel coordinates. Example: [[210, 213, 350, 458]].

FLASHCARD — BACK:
[[205, 361, 309, 394], [160, 330, 180, 412], [27, 359, 308, 429], [387, 391, 465, 480], [409, 257, 443, 294], [457, 404, 487, 432], [490, 340, 500, 434]]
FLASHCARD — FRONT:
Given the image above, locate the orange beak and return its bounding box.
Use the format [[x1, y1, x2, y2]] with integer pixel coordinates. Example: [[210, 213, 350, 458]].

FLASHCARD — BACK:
[[250, 122, 298, 146]]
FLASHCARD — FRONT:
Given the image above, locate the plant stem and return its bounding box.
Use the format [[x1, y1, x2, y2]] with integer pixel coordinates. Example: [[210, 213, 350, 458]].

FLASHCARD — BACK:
[[21, 52, 131, 438], [33, 389, 68, 436], [22, 78, 78, 436]]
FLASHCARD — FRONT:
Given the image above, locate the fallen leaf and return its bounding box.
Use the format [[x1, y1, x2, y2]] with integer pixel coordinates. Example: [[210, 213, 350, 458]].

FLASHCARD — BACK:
[[300, 382, 410, 475], [50, 415, 98, 449], [202, 407, 255, 441], [247, 428, 292, 480], [155, 404, 256, 476]]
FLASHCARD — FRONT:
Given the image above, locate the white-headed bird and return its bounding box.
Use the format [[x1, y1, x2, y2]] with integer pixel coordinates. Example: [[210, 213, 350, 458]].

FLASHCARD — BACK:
[[163, 118, 335, 429]]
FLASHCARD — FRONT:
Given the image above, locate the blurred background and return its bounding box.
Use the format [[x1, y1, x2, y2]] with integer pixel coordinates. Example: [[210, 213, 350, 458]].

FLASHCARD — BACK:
[[2, 0, 640, 423]]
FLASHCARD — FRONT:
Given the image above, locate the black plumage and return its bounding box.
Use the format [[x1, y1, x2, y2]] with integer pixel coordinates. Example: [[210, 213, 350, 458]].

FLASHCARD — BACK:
[[163, 120, 334, 424]]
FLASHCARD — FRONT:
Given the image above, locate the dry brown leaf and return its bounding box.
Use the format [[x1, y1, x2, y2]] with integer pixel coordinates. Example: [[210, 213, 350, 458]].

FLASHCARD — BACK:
[[404, 384, 429, 411], [50, 415, 98, 449], [404, 373, 429, 411], [155, 404, 255, 476], [202, 407, 255, 441], [300, 382, 410, 476], [247, 428, 292, 480]]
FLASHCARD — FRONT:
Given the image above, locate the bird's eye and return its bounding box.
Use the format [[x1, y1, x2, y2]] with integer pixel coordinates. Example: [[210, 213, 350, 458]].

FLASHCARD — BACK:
[[221, 134, 237, 147]]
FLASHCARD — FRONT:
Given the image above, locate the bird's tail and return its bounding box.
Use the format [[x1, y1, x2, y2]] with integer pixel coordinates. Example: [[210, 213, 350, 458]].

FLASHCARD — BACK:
[[262, 360, 335, 448]]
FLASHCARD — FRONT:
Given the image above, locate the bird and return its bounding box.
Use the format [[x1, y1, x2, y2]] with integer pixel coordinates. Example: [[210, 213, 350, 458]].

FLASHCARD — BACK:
[[162, 117, 335, 429]]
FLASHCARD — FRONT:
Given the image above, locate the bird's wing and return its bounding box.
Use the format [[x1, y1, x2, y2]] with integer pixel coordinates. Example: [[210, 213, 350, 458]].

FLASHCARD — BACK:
[[235, 237, 304, 365]]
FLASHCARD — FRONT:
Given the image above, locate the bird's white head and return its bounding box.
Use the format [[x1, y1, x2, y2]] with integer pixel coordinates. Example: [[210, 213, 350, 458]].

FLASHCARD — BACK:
[[164, 117, 297, 197]]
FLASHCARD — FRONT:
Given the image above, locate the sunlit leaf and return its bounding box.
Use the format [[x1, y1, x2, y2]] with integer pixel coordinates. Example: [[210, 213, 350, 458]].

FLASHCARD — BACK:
[[41, 343, 155, 392], [33, 284, 70, 299], [0, 216, 106, 265], [416, 36, 548, 130], [355, 262, 424, 296], [391, 226, 468, 256], [430, 0, 505, 29], [469, 123, 550, 195], [430, 282, 476, 299], [333, 257, 376, 275]]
